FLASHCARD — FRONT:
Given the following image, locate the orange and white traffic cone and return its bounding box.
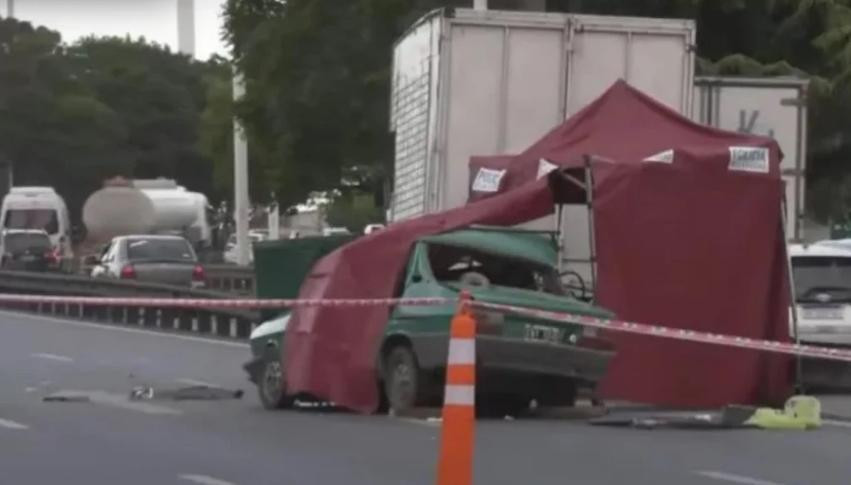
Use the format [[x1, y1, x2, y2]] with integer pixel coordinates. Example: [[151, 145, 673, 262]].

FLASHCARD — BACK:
[[436, 292, 476, 485]]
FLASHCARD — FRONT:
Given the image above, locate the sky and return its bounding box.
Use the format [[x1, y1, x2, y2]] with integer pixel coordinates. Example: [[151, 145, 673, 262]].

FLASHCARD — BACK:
[[7, 0, 228, 60]]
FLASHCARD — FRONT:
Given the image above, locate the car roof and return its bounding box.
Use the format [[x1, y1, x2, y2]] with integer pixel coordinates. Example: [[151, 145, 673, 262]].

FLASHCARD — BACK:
[[3, 229, 48, 234], [788, 242, 851, 258], [421, 227, 558, 267], [116, 234, 190, 242]]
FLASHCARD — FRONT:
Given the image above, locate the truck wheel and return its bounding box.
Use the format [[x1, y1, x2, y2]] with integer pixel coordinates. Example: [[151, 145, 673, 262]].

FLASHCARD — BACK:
[[384, 346, 422, 414], [258, 359, 293, 410]]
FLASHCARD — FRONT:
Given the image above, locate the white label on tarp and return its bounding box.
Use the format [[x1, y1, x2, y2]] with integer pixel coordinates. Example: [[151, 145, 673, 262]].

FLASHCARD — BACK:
[[728, 146, 769, 173], [537, 159, 558, 179], [643, 149, 674, 163], [471, 168, 506, 193]]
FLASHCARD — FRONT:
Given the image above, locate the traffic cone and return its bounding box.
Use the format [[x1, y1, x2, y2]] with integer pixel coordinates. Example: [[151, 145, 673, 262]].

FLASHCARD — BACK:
[[436, 292, 476, 485]]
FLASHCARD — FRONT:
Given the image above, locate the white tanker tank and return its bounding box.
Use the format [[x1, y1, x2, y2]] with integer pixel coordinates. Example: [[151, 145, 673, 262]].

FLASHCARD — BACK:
[[82, 177, 211, 248]]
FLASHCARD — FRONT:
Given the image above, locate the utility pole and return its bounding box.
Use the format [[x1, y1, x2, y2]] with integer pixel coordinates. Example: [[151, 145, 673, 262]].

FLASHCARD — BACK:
[[177, 0, 196, 56], [6, 0, 14, 18], [232, 68, 251, 266]]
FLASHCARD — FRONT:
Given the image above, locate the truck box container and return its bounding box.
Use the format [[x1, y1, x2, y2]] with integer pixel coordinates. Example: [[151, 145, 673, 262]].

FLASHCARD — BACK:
[[693, 76, 809, 241], [389, 8, 696, 221]]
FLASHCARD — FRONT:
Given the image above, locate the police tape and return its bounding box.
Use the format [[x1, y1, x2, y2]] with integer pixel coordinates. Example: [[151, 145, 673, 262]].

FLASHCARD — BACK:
[[0, 293, 448, 309], [2, 292, 850, 363], [469, 301, 851, 363]]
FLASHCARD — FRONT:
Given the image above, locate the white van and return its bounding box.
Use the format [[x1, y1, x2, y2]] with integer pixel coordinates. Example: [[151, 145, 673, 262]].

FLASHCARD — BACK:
[[0, 187, 72, 265], [789, 243, 851, 345]]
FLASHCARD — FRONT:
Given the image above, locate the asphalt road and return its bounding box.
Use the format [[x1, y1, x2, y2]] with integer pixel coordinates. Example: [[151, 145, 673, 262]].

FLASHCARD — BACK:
[[1, 310, 850, 485]]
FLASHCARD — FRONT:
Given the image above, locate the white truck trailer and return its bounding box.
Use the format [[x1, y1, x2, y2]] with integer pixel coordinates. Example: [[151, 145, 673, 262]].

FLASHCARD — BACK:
[[388, 8, 696, 221], [693, 76, 809, 241]]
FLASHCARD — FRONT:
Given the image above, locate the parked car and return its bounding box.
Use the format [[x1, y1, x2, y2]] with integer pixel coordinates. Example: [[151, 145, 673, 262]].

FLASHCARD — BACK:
[[244, 227, 616, 413], [789, 243, 851, 345], [223, 230, 267, 264], [0, 229, 59, 272], [90, 234, 205, 288]]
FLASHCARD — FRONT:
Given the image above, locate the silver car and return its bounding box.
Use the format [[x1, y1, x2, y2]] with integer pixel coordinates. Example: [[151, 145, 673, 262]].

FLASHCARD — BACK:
[[90, 235, 205, 288]]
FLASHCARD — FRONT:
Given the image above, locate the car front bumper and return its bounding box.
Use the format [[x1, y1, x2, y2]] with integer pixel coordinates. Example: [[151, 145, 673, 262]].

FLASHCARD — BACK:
[[243, 356, 264, 384], [476, 335, 614, 384]]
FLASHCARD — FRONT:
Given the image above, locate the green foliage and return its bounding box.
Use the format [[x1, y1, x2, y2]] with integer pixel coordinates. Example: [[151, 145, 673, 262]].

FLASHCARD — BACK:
[[0, 16, 227, 223], [324, 191, 384, 234]]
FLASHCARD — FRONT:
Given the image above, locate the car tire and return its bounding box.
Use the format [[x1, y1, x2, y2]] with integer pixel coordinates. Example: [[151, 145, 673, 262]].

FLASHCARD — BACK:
[[383, 346, 423, 414], [258, 358, 293, 410], [539, 379, 577, 408]]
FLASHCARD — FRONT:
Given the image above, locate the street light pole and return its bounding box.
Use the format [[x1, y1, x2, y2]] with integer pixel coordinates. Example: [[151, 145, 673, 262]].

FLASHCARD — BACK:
[[232, 67, 251, 266], [6, 0, 14, 18]]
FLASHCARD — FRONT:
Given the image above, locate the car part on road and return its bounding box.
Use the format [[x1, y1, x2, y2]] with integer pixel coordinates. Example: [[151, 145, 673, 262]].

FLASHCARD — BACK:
[[258, 359, 293, 410], [129, 385, 244, 401], [384, 345, 424, 414], [43, 393, 91, 403]]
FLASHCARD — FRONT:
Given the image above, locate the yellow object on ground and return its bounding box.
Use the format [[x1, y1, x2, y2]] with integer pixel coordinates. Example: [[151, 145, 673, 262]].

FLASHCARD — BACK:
[[745, 396, 821, 430]]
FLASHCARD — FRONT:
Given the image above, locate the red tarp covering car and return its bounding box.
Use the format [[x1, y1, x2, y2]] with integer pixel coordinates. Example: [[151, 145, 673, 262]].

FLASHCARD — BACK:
[[591, 149, 790, 407], [284, 177, 563, 413], [285, 80, 791, 413]]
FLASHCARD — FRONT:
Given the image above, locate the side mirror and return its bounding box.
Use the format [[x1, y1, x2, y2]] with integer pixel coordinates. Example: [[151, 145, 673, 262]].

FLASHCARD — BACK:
[[82, 255, 99, 266]]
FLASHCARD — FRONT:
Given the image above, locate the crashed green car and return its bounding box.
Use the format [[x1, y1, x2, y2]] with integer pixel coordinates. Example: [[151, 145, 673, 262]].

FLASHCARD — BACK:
[[244, 227, 616, 413]]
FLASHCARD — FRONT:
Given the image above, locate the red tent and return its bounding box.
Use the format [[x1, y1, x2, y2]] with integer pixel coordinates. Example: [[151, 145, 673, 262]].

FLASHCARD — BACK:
[[468, 80, 783, 199], [284, 80, 791, 413], [467, 80, 791, 407]]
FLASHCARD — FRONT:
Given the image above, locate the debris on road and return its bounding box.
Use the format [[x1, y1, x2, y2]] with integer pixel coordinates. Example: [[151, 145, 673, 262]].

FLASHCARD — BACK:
[[591, 396, 822, 430], [43, 392, 92, 403], [129, 385, 243, 401]]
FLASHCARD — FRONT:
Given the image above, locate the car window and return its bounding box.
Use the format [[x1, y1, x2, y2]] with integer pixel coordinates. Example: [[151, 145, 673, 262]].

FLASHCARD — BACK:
[[426, 243, 564, 295], [3, 233, 51, 253], [792, 256, 851, 302], [3, 209, 59, 234], [125, 238, 195, 262]]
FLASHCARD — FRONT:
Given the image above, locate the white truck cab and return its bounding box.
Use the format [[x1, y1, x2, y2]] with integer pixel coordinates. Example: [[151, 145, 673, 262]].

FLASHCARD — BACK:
[[789, 242, 851, 345], [0, 187, 73, 267]]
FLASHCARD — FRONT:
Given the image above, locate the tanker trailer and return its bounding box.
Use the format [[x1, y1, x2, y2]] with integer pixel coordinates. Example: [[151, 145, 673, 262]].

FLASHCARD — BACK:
[[82, 178, 211, 249]]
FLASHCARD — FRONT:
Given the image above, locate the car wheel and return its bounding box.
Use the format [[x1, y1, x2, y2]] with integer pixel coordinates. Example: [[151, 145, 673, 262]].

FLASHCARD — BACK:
[[258, 358, 293, 410], [539, 379, 577, 408], [384, 346, 422, 414]]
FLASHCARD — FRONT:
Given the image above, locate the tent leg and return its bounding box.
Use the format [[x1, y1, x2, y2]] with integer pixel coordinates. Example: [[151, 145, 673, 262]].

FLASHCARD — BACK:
[[555, 204, 565, 274], [781, 194, 803, 393], [584, 156, 598, 296]]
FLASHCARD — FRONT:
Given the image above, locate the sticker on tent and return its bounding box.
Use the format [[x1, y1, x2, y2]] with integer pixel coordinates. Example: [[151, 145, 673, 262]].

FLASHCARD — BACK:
[[643, 149, 674, 164], [472, 168, 506, 193], [728, 147, 769, 173], [537, 159, 558, 179]]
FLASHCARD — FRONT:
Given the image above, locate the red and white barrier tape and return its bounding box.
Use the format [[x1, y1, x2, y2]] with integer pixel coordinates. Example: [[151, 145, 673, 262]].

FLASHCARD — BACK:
[[470, 301, 851, 363], [0, 294, 450, 309], [2, 292, 850, 363]]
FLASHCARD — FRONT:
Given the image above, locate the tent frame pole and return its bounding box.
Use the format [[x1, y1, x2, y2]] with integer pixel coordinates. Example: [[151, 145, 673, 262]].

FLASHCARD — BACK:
[[555, 203, 565, 275], [584, 155, 598, 293], [781, 193, 803, 393]]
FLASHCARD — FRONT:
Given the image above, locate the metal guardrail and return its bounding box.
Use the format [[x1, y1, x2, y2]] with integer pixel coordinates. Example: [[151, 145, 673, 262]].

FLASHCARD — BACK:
[[0, 270, 260, 339], [203, 264, 255, 296]]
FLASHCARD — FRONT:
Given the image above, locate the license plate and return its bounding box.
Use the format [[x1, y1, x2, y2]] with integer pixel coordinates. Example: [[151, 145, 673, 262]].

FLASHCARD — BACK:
[[802, 307, 844, 320], [523, 324, 564, 344]]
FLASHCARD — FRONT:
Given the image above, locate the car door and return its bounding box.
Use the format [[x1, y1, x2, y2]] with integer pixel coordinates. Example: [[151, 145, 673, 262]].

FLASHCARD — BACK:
[[91, 241, 116, 278]]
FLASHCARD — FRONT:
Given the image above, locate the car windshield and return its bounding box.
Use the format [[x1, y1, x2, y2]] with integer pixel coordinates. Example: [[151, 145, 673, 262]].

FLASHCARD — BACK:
[[792, 255, 851, 302], [3, 209, 59, 234], [3, 233, 51, 253], [427, 243, 564, 295], [126, 238, 195, 262]]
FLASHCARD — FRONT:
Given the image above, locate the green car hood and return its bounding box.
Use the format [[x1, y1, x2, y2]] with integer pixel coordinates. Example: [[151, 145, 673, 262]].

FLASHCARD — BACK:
[[460, 284, 614, 320]]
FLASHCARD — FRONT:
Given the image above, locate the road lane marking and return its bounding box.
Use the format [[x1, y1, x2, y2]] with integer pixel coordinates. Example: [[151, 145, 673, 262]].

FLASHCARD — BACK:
[[178, 474, 236, 485], [0, 418, 29, 430], [824, 419, 851, 429], [0, 310, 248, 348], [695, 470, 785, 485], [177, 378, 217, 388], [31, 352, 74, 363]]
